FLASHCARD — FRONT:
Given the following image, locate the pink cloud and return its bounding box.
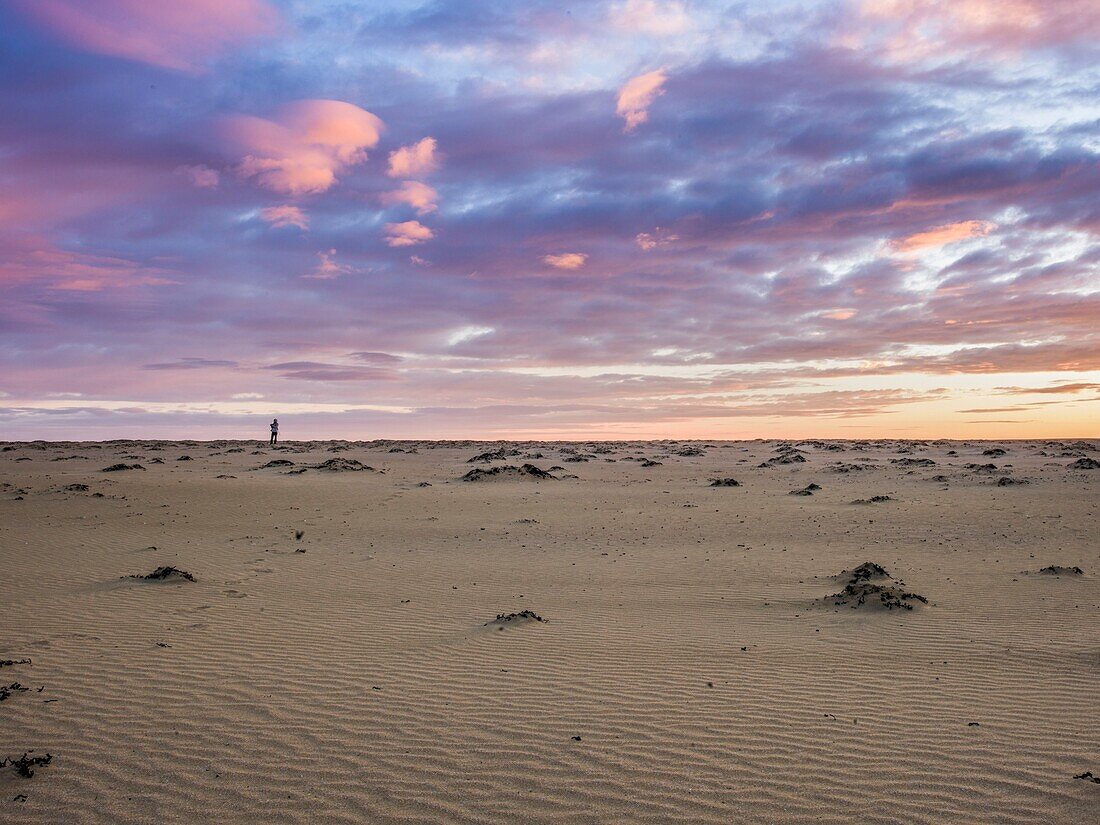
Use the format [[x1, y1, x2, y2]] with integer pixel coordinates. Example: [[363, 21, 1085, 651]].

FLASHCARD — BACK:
[[387, 138, 439, 178], [0, 234, 174, 291], [260, 205, 309, 229], [384, 221, 433, 247], [617, 69, 667, 132], [891, 220, 996, 253], [542, 252, 588, 270], [304, 248, 349, 280], [223, 100, 384, 196], [854, 0, 1099, 59], [176, 164, 220, 188], [611, 0, 691, 35], [13, 0, 279, 72], [380, 181, 439, 215], [635, 228, 679, 250]]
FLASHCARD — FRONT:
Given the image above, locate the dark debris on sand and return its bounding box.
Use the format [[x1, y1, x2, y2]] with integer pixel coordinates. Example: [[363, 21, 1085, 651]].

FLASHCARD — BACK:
[[709, 478, 741, 487], [461, 464, 555, 481], [259, 459, 295, 469], [124, 566, 196, 582], [1069, 458, 1100, 470], [1037, 565, 1084, 576], [1074, 771, 1100, 784], [996, 476, 1029, 486], [310, 458, 375, 472], [0, 659, 31, 669], [851, 495, 894, 504], [101, 463, 145, 472], [487, 610, 546, 626], [2, 752, 52, 778], [826, 562, 927, 610], [759, 453, 806, 468], [466, 447, 521, 463]]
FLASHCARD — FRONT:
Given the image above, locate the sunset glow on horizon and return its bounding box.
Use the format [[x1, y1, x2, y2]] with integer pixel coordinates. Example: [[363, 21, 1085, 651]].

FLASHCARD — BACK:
[[1, 0, 1098, 440]]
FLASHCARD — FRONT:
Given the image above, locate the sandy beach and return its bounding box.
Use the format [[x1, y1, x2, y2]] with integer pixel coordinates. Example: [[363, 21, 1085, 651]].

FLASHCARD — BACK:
[[1, 438, 1097, 823]]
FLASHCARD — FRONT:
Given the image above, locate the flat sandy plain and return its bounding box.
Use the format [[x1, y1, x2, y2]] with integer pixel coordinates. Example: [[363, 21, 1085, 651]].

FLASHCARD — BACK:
[[1, 438, 1097, 824]]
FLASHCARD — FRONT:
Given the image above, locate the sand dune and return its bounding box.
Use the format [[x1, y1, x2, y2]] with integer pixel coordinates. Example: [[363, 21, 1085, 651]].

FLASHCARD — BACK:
[[1, 439, 1098, 823]]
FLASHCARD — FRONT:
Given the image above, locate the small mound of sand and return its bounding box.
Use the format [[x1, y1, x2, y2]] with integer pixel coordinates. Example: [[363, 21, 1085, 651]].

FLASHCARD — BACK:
[[3, 752, 52, 778], [101, 463, 145, 472], [1036, 565, 1083, 576], [310, 458, 374, 472], [467, 448, 521, 463], [487, 610, 545, 626], [641, 459, 662, 467], [789, 488, 813, 496], [674, 447, 705, 457], [259, 459, 295, 469], [983, 448, 1007, 457], [759, 454, 806, 467], [125, 566, 196, 582], [61, 483, 89, 492], [176, 455, 193, 461], [709, 478, 740, 487], [891, 457, 936, 467], [461, 464, 555, 481], [1069, 458, 1099, 470], [825, 562, 926, 610], [996, 476, 1029, 486]]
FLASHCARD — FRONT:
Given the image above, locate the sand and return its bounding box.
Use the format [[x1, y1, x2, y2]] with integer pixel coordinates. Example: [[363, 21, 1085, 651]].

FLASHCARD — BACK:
[[1, 438, 1098, 824]]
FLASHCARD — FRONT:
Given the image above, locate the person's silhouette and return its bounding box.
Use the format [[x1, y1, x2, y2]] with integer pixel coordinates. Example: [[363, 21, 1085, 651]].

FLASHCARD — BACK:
[[269, 418, 279, 445]]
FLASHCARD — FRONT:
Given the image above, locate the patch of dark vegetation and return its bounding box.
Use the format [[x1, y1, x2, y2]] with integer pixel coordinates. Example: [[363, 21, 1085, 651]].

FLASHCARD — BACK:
[[60, 484, 89, 492], [176, 455, 192, 461], [890, 457, 936, 467], [982, 448, 1007, 456], [965, 463, 999, 473], [1074, 771, 1100, 784], [996, 476, 1029, 486], [466, 447, 521, 463], [2, 752, 52, 778], [310, 458, 375, 472], [461, 463, 555, 481], [487, 610, 545, 626], [674, 447, 705, 457], [0, 659, 31, 669], [825, 562, 926, 610], [1069, 458, 1100, 470], [759, 453, 806, 468], [1037, 565, 1084, 576], [0, 683, 30, 701], [640, 459, 662, 467], [851, 495, 894, 504], [101, 463, 144, 472], [709, 478, 740, 487], [828, 462, 873, 473], [148, 458, 165, 464], [125, 566, 195, 582], [215, 474, 236, 479]]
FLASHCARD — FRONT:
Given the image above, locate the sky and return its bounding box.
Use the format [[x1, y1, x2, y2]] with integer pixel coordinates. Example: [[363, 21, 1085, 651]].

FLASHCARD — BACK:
[[1, 0, 1098, 441]]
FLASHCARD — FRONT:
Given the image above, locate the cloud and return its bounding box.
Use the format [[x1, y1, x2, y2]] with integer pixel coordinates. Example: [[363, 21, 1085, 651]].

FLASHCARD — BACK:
[[304, 249, 349, 280], [380, 181, 439, 215], [635, 229, 679, 250], [143, 358, 238, 370], [13, 0, 280, 72], [176, 164, 220, 188], [616, 69, 667, 132], [259, 204, 309, 229], [0, 236, 174, 291], [891, 220, 996, 253], [996, 382, 1100, 395], [542, 252, 588, 270], [611, 0, 691, 36], [387, 137, 439, 178], [223, 100, 384, 196], [384, 220, 433, 247], [263, 361, 397, 381]]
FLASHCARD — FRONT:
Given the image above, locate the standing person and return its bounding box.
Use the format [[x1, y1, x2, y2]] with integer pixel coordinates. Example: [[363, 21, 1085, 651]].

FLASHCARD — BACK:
[[269, 418, 279, 445]]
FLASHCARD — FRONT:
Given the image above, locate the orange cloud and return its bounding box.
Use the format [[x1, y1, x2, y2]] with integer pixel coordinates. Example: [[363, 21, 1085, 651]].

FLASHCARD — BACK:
[[542, 252, 588, 270], [14, 0, 279, 72], [380, 181, 439, 215], [892, 220, 996, 253], [384, 221, 433, 247], [260, 205, 308, 229], [0, 236, 174, 291], [387, 138, 439, 178], [616, 69, 667, 132], [224, 100, 384, 196]]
